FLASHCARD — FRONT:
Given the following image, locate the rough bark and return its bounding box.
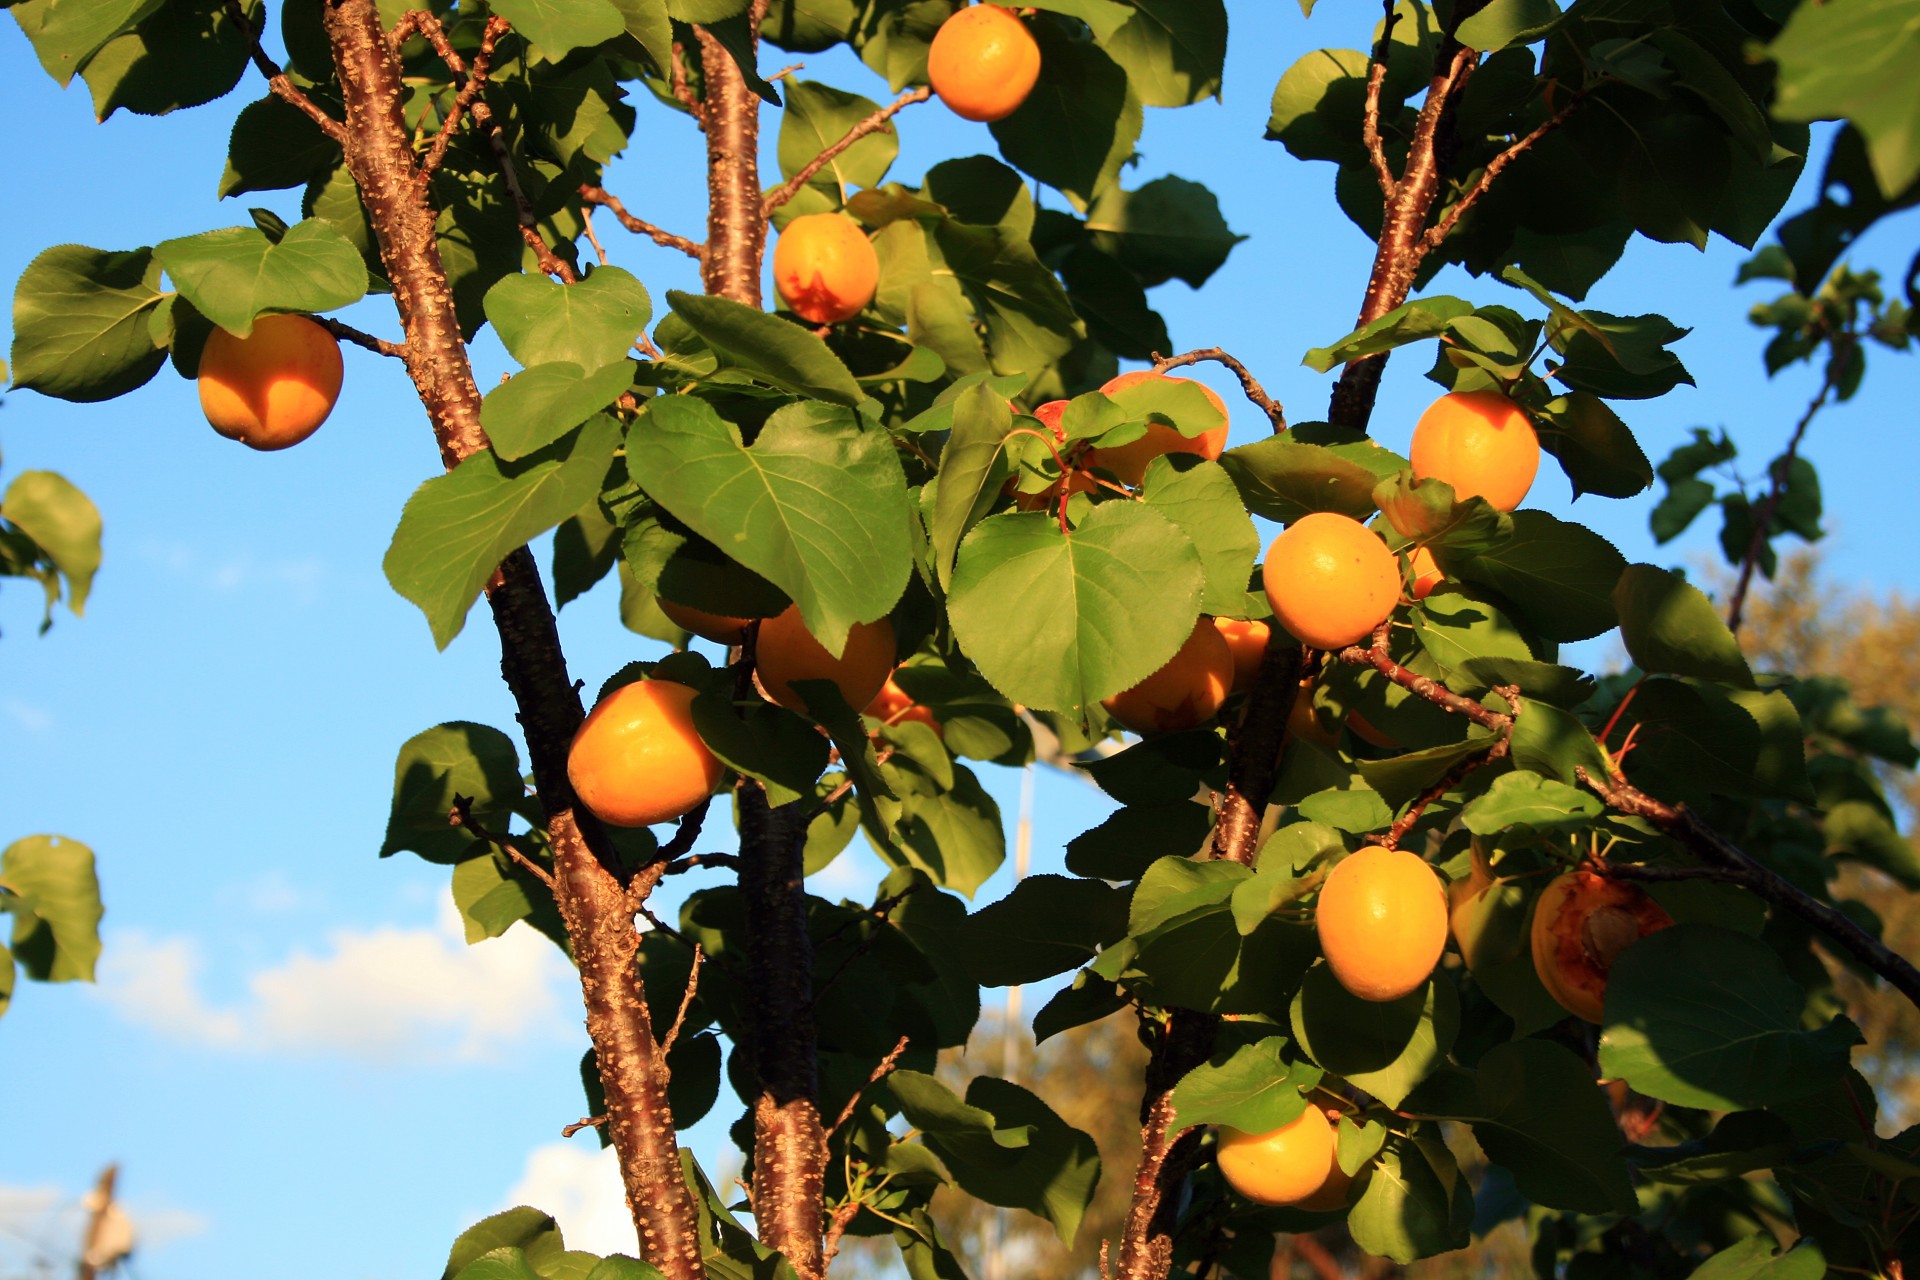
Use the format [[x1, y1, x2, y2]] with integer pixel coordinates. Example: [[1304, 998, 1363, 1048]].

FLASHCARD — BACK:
[[697, 26, 768, 305], [1115, 1010, 1218, 1280], [322, 4, 704, 1274]]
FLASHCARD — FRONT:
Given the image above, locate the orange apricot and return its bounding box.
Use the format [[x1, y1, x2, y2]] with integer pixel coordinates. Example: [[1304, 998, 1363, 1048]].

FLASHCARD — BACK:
[[1085, 370, 1231, 487], [657, 598, 757, 646], [1217, 1106, 1342, 1208], [1530, 871, 1674, 1023], [1102, 616, 1234, 734], [1316, 846, 1449, 1002], [1261, 512, 1400, 652], [1408, 545, 1445, 601], [1409, 391, 1541, 511], [865, 676, 942, 737], [1212, 617, 1271, 692], [772, 212, 879, 325], [756, 606, 897, 717], [1286, 675, 1335, 747], [197, 313, 343, 450], [927, 5, 1042, 123], [567, 679, 725, 828]]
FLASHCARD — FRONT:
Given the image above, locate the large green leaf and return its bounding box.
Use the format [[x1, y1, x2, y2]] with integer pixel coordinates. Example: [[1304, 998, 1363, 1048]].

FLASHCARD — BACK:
[[386, 416, 622, 648], [1168, 1035, 1321, 1132], [481, 361, 636, 461], [1454, 0, 1561, 51], [955, 875, 1129, 986], [1104, 0, 1227, 107], [664, 290, 862, 404], [1345, 1135, 1472, 1264], [1772, 0, 1920, 198], [1219, 428, 1402, 523], [489, 0, 625, 59], [1600, 925, 1865, 1110], [1140, 458, 1261, 617], [380, 722, 525, 864], [153, 220, 367, 337], [948, 503, 1205, 714], [80, 0, 250, 121], [1085, 176, 1245, 289], [1303, 297, 1472, 372], [625, 398, 911, 656], [926, 1076, 1103, 1245], [10, 244, 167, 403], [441, 1208, 567, 1280], [689, 687, 829, 809], [0, 836, 101, 984], [989, 20, 1142, 213], [1690, 1236, 1827, 1280], [2, 471, 102, 616], [484, 267, 653, 370], [221, 94, 338, 199], [1448, 511, 1625, 642], [9, 0, 159, 86], [1290, 965, 1456, 1108], [1613, 563, 1754, 688], [930, 384, 1016, 589], [1405, 1041, 1637, 1214], [931, 220, 1080, 375]]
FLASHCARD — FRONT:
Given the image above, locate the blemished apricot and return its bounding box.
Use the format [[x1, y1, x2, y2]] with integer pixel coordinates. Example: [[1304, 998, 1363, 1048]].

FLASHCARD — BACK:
[[1102, 616, 1234, 734], [865, 676, 942, 737], [927, 5, 1041, 123], [1316, 846, 1449, 1002], [197, 313, 343, 450], [657, 598, 757, 646], [1409, 545, 1444, 601], [1409, 391, 1541, 511], [756, 606, 897, 717], [1086, 370, 1231, 487], [1217, 1106, 1342, 1208], [1261, 512, 1400, 651], [568, 680, 725, 828], [772, 212, 879, 325], [1530, 871, 1674, 1023], [1213, 617, 1271, 692]]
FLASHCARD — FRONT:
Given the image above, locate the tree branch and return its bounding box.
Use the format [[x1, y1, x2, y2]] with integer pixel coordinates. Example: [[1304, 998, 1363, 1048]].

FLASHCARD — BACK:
[[1150, 348, 1287, 433], [760, 86, 933, 217], [449, 793, 555, 889], [419, 15, 509, 180], [696, 18, 769, 305], [1420, 91, 1583, 254], [312, 315, 408, 359], [1576, 769, 1920, 1015], [1371, 727, 1512, 851], [580, 185, 707, 261], [660, 945, 704, 1056], [1212, 636, 1307, 863], [224, 0, 348, 144], [1115, 1008, 1217, 1280], [1338, 620, 1513, 733], [827, 1035, 912, 1138], [1363, 0, 1401, 200]]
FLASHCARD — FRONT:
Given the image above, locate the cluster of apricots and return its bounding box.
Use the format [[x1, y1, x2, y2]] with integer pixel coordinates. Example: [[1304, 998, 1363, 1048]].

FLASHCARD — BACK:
[[196, 313, 344, 450]]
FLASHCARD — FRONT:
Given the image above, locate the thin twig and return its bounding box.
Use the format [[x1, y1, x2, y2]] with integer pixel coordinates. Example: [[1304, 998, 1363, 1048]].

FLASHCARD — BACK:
[[1338, 620, 1513, 734], [449, 794, 555, 889], [562, 1113, 609, 1138], [821, 1201, 862, 1269], [312, 315, 407, 358], [1363, 0, 1401, 199], [579, 185, 706, 260], [761, 86, 932, 216], [662, 852, 742, 876], [421, 15, 508, 180], [1370, 723, 1513, 850], [656, 797, 712, 864], [1420, 90, 1584, 254], [827, 1035, 911, 1138], [660, 946, 705, 1056], [1150, 347, 1287, 433], [224, 0, 348, 143], [582, 206, 611, 265], [670, 40, 706, 127]]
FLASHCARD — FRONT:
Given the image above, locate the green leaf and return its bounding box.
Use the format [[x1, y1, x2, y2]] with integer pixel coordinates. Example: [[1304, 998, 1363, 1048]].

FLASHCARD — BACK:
[[9, 0, 159, 86], [386, 416, 622, 649], [221, 94, 339, 199], [948, 504, 1205, 714], [1345, 1135, 1472, 1264], [955, 875, 1129, 986], [1057, 243, 1169, 361], [1265, 47, 1371, 164], [930, 384, 1016, 589], [1459, 772, 1601, 835], [776, 80, 898, 200], [1065, 801, 1214, 880], [1104, 0, 1227, 107], [484, 267, 653, 369], [80, 0, 250, 121], [489, 0, 625, 59], [689, 687, 829, 809], [1140, 458, 1261, 616], [0, 836, 102, 984], [1168, 1036, 1321, 1132], [381, 722, 525, 864], [928, 1076, 1103, 1245], [442, 1210, 566, 1280], [453, 1247, 543, 1280], [1032, 971, 1128, 1044], [1614, 563, 1755, 687], [931, 220, 1080, 375], [1600, 924, 1866, 1111], [664, 290, 862, 404], [481, 361, 636, 462], [10, 244, 167, 403], [584, 1258, 665, 1280], [1508, 700, 1609, 786], [1219, 428, 1403, 523], [989, 20, 1142, 213], [3, 471, 102, 615], [1651, 477, 1716, 543], [1130, 855, 1248, 935], [626, 398, 911, 657], [1535, 394, 1653, 500], [1454, 0, 1561, 51], [0, 946, 13, 1021], [1085, 176, 1245, 289], [1290, 965, 1456, 1108], [1304, 297, 1473, 373], [873, 764, 1006, 898], [1690, 1236, 1827, 1280], [154, 220, 367, 337], [1616, 680, 1812, 803], [1772, 0, 1920, 198], [1448, 511, 1625, 642]]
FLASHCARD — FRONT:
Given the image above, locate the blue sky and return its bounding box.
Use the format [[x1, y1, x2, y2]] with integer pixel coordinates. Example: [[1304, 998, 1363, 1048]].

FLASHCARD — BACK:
[[2, 6, 1917, 1279]]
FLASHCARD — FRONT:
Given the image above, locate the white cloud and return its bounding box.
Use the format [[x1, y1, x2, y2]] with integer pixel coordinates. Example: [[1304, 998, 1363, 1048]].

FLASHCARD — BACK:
[[5, 699, 53, 732], [501, 1144, 636, 1259], [92, 902, 575, 1064], [135, 539, 327, 605], [0, 1180, 208, 1276]]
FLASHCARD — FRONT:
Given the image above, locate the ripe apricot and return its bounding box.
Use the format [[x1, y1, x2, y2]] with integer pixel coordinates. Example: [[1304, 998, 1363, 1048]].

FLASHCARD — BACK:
[[1212, 617, 1271, 692], [927, 5, 1041, 123], [756, 606, 896, 717], [197, 313, 343, 450], [1409, 391, 1540, 511], [1316, 846, 1448, 1002], [1085, 371, 1231, 487], [1261, 512, 1400, 652], [865, 676, 942, 736], [657, 598, 759, 646], [1409, 545, 1444, 601], [772, 212, 879, 325], [1286, 675, 1335, 747], [1102, 616, 1233, 734], [1530, 871, 1674, 1023], [568, 679, 725, 828], [1217, 1106, 1342, 1208]]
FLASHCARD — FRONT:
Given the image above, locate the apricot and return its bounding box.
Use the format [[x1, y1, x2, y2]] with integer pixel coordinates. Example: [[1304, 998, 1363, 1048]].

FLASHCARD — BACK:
[[865, 676, 942, 737], [1261, 512, 1400, 651], [1217, 1106, 1342, 1208], [1409, 545, 1444, 601], [197, 313, 343, 450], [657, 598, 757, 646], [1530, 871, 1674, 1023], [567, 679, 725, 828], [1009, 399, 1095, 511], [1086, 371, 1231, 487], [1212, 617, 1271, 692], [1286, 675, 1335, 747], [755, 606, 896, 717], [772, 212, 879, 325], [1409, 391, 1540, 511], [927, 5, 1041, 123], [1316, 846, 1448, 1002], [1101, 616, 1233, 734]]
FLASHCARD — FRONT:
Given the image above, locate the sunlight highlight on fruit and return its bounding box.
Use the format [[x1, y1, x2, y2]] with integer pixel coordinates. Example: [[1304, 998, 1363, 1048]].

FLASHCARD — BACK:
[[568, 679, 725, 828], [928, 5, 1042, 123], [1315, 845, 1448, 1001], [197, 313, 343, 451], [1261, 512, 1399, 651], [1217, 1106, 1343, 1208]]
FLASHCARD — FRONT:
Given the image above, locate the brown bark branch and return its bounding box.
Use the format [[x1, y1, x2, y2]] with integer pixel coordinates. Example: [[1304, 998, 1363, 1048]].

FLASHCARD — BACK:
[[1116, 1008, 1217, 1280], [1420, 92, 1582, 253], [697, 19, 768, 305], [420, 15, 508, 180], [821, 1202, 862, 1269], [1369, 713, 1513, 851], [563, 1113, 609, 1138], [760, 86, 933, 217], [580, 185, 707, 260], [1338, 620, 1512, 733], [312, 315, 408, 358], [827, 1035, 912, 1138], [225, 0, 348, 144], [1212, 636, 1307, 864], [449, 793, 556, 889], [661, 945, 705, 1056], [1150, 347, 1287, 433], [321, 6, 702, 1274], [1362, 0, 1401, 200]]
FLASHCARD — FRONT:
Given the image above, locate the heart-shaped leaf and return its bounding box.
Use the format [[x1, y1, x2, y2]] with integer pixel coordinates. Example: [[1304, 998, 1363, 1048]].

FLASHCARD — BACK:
[[154, 219, 366, 336], [484, 266, 653, 369]]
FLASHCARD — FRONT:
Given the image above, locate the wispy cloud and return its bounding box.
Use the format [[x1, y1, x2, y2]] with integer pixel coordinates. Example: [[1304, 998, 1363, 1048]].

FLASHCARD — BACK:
[[5, 699, 53, 732], [135, 540, 327, 606]]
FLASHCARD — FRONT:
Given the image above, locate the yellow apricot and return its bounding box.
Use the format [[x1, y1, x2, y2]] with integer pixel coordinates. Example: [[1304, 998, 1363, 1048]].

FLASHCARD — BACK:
[[1086, 370, 1231, 487], [568, 680, 725, 828], [927, 5, 1042, 123], [772, 212, 879, 325], [1261, 512, 1400, 651], [1217, 1106, 1342, 1208], [756, 606, 896, 717], [657, 598, 758, 646], [1102, 616, 1234, 734], [197, 313, 343, 450], [1530, 871, 1674, 1023], [1315, 846, 1448, 1002], [1409, 391, 1541, 511], [1212, 617, 1271, 693]]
